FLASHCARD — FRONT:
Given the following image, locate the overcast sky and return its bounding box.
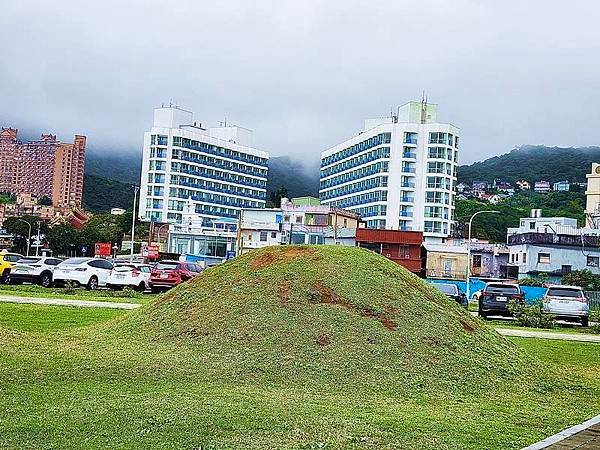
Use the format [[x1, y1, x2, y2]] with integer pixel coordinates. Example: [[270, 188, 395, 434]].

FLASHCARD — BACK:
[[1, 0, 600, 165]]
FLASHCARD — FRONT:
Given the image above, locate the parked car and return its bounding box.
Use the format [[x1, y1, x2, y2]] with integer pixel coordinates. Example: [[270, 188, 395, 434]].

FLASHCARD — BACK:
[[542, 285, 589, 327], [0, 251, 24, 284], [149, 260, 203, 293], [10, 257, 63, 287], [478, 282, 524, 318], [106, 264, 152, 292], [53, 257, 114, 290], [433, 283, 467, 307]]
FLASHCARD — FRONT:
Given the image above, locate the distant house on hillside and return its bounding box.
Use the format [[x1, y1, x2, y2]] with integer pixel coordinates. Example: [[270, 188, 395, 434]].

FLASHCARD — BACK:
[[534, 180, 551, 194], [516, 180, 531, 190], [553, 180, 570, 192], [456, 182, 470, 193], [493, 180, 512, 192], [472, 181, 488, 195]]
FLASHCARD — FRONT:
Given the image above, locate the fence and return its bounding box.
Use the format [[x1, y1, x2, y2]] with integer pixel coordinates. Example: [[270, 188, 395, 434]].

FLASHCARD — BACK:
[[585, 291, 600, 311]]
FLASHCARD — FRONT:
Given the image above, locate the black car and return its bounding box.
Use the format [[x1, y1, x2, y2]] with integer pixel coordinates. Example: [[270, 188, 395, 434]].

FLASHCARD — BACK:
[[433, 283, 468, 307], [478, 282, 524, 318]]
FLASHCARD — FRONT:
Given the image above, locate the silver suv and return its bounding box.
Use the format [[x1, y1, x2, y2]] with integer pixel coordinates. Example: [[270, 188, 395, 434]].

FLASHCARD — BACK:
[[542, 285, 589, 327]]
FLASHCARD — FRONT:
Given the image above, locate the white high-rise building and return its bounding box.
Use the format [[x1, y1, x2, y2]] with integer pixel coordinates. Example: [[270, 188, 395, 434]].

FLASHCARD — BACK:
[[139, 106, 269, 225], [319, 101, 459, 242]]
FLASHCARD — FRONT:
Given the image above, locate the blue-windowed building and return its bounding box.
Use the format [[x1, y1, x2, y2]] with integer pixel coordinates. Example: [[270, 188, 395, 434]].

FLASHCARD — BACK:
[[139, 106, 269, 225]]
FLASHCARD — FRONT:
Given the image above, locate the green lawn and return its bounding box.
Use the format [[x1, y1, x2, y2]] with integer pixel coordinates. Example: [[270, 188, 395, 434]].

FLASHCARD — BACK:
[[0, 283, 155, 304], [0, 302, 126, 332], [0, 302, 598, 448]]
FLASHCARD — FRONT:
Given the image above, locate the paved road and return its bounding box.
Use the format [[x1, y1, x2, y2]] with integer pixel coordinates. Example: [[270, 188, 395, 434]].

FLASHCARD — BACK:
[[496, 327, 600, 343], [0, 295, 141, 310]]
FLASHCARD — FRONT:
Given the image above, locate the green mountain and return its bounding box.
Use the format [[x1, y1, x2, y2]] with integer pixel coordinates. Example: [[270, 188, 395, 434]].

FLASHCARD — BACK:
[[458, 145, 600, 184], [82, 174, 136, 213]]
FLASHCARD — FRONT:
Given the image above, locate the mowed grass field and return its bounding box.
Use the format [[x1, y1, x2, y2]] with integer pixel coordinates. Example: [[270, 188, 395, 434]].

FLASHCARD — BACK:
[[1, 246, 600, 450], [1, 300, 600, 449]]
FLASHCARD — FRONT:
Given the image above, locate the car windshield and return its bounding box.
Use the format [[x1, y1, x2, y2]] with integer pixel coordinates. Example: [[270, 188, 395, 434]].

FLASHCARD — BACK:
[[17, 258, 41, 264], [61, 258, 91, 265], [547, 288, 583, 298], [436, 284, 458, 295], [486, 284, 520, 295], [155, 262, 178, 270]]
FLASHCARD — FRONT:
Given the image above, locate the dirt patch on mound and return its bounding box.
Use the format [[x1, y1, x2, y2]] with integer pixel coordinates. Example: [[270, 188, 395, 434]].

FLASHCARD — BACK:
[[460, 318, 477, 333], [279, 282, 290, 305], [316, 333, 331, 346], [309, 283, 397, 331], [251, 246, 318, 269]]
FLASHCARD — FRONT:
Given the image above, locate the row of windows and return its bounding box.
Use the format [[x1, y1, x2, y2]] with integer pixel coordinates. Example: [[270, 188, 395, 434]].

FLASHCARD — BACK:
[[151, 135, 169, 146], [169, 164, 268, 189], [327, 190, 388, 209], [169, 186, 265, 206], [194, 203, 239, 219], [320, 147, 390, 178], [424, 220, 449, 234], [426, 176, 453, 190], [172, 135, 268, 167], [427, 161, 456, 176], [319, 161, 389, 190], [149, 147, 167, 158], [321, 133, 391, 168], [172, 150, 267, 178], [424, 206, 451, 219], [350, 204, 387, 218], [367, 219, 387, 228], [428, 146, 456, 160], [429, 132, 459, 147], [168, 177, 265, 200], [320, 176, 388, 201], [425, 191, 452, 204]]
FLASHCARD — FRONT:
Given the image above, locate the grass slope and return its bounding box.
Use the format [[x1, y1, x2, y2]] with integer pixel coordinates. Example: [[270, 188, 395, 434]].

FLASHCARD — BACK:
[[1, 246, 600, 449]]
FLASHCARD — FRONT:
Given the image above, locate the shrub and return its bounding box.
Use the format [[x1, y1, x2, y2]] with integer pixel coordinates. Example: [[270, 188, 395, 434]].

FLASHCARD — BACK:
[[508, 298, 555, 329], [63, 280, 77, 295], [518, 275, 547, 287], [561, 269, 600, 291]]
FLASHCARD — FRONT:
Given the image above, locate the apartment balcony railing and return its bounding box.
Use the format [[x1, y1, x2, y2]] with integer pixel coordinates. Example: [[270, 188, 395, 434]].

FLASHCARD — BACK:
[[401, 182, 415, 188], [404, 138, 418, 145], [400, 211, 413, 217], [400, 196, 414, 203], [401, 167, 416, 174], [403, 152, 417, 159]]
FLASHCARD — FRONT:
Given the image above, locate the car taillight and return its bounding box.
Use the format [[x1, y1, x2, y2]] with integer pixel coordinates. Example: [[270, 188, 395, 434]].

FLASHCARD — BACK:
[[578, 296, 588, 303], [75, 267, 87, 272], [132, 269, 140, 277]]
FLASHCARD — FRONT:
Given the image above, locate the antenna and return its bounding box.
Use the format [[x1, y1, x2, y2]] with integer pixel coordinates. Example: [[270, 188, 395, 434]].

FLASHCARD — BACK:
[[420, 91, 427, 124]]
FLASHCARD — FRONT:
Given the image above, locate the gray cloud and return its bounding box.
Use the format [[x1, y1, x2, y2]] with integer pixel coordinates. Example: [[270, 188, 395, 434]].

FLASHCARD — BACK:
[[1, 0, 600, 164]]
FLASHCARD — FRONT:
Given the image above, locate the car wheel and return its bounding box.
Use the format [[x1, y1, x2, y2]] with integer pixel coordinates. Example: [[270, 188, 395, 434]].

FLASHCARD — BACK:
[[87, 276, 99, 291], [1, 269, 10, 284], [136, 282, 146, 293], [582, 316, 589, 327], [40, 272, 53, 288]]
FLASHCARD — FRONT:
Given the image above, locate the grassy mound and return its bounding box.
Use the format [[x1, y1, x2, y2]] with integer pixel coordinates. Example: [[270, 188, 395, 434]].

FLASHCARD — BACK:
[[139, 245, 532, 391]]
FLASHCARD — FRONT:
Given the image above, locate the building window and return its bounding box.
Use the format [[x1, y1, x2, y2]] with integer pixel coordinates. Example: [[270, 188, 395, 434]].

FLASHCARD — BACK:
[[522, 253, 527, 264], [398, 245, 410, 258], [587, 256, 599, 267], [529, 222, 535, 230], [537, 253, 551, 264], [295, 216, 302, 224], [561, 265, 572, 274], [259, 231, 268, 242], [271, 232, 277, 239], [472, 254, 482, 268], [284, 215, 290, 222]]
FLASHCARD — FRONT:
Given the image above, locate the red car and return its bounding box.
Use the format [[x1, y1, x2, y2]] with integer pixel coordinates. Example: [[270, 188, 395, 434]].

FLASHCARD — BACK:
[[149, 260, 203, 293]]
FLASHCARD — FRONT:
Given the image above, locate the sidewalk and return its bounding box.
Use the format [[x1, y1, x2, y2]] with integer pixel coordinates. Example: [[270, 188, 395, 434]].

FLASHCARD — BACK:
[[496, 327, 600, 343], [0, 295, 141, 310]]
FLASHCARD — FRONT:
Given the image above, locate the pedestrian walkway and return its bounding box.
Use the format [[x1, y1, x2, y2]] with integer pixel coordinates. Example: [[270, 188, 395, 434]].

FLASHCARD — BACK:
[[496, 327, 600, 343], [0, 295, 141, 310], [523, 414, 600, 449]]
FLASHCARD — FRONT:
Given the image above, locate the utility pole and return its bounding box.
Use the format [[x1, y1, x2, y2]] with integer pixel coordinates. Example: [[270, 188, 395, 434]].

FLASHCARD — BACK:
[[130, 186, 139, 263]]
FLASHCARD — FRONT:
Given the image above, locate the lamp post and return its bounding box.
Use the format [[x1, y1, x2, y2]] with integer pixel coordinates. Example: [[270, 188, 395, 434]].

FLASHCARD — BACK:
[[35, 221, 41, 257], [466, 210, 500, 300], [15, 218, 32, 256], [130, 186, 139, 263]]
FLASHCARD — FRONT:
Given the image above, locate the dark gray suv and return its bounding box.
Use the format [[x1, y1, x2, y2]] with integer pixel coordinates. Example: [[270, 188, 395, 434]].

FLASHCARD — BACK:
[[478, 282, 524, 319]]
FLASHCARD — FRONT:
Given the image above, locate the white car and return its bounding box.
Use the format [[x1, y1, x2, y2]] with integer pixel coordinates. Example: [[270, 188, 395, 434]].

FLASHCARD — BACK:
[[106, 264, 152, 292], [542, 285, 589, 327], [10, 257, 63, 288], [53, 257, 114, 290]]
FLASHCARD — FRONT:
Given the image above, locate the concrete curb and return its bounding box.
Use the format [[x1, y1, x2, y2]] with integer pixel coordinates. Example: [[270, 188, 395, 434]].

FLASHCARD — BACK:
[[0, 295, 141, 310], [496, 327, 600, 343], [522, 414, 600, 449]]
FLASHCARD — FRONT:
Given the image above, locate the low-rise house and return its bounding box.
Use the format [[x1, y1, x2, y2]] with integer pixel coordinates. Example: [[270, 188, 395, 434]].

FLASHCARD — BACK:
[[356, 228, 423, 275], [534, 180, 551, 193], [423, 242, 468, 280], [516, 180, 531, 190], [507, 210, 600, 281], [456, 182, 470, 194], [470, 242, 511, 279], [472, 181, 489, 195], [553, 180, 570, 192]]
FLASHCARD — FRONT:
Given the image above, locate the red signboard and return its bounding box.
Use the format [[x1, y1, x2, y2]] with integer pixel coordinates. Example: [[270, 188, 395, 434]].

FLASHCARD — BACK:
[[94, 242, 112, 257], [147, 245, 160, 260]]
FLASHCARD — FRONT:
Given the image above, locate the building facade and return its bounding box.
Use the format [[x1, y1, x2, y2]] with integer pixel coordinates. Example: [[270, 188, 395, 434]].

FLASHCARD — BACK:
[[586, 163, 600, 228], [319, 101, 459, 242], [0, 127, 86, 207], [139, 106, 269, 225], [355, 228, 423, 274], [534, 180, 551, 193], [507, 211, 600, 280], [553, 180, 570, 192]]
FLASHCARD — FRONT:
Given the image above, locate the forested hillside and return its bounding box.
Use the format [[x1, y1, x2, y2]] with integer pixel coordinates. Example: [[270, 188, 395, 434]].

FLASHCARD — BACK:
[[458, 145, 600, 184]]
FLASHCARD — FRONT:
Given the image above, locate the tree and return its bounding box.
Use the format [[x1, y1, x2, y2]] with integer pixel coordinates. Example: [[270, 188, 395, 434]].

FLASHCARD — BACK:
[[38, 195, 53, 206], [3, 216, 49, 254], [561, 270, 600, 291], [45, 224, 81, 257], [267, 186, 289, 208]]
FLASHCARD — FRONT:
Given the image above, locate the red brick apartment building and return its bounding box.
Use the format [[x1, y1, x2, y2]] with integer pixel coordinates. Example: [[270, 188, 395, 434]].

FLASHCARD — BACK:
[[355, 228, 424, 275], [0, 127, 86, 207]]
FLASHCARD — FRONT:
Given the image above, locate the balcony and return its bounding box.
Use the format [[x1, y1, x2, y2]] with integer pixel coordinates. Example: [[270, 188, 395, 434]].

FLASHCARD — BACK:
[[403, 138, 418, 145], [401, 182, 415, 188], [400, 196, 414, 203], [403, 152, 416, 159], [401, 167, 416, 174], [400, 211, 413, 217]]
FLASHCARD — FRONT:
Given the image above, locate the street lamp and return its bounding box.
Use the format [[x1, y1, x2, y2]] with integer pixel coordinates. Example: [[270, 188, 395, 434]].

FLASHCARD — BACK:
[[466, 210, 500, 300], [15, 218, 32, 257]]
